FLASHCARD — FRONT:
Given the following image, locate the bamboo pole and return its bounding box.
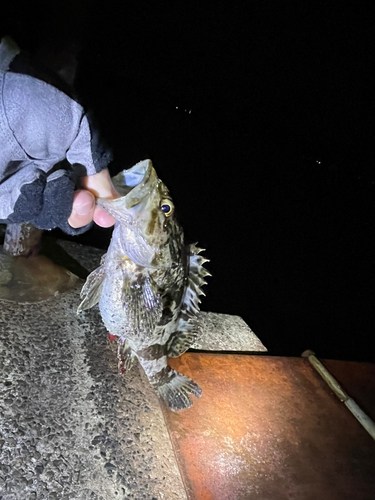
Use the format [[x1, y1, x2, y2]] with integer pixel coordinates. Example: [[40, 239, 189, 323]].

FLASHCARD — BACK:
[[302, 350, 375, 441]]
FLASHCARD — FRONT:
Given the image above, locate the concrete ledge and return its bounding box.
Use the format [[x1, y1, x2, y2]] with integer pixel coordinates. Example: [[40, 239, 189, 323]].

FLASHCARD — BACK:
[[0, 288, 186, 499], [194, 312, 266, 352]]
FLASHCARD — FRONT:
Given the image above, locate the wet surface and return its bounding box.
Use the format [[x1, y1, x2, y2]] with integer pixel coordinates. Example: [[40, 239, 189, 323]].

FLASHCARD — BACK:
[[0, 250, 78, 303], [165, 354, 375, 500]]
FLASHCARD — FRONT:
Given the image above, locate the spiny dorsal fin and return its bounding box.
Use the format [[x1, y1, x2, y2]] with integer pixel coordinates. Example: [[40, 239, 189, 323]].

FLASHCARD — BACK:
[[166, 244, 210, 358], [184, 244, 210, 312]]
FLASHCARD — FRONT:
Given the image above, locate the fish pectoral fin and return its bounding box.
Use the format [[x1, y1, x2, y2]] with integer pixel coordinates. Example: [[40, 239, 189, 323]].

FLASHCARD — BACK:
[[156, 369, 202, 412], [77, 264, 106, 313], [121, 276, 162, 335]]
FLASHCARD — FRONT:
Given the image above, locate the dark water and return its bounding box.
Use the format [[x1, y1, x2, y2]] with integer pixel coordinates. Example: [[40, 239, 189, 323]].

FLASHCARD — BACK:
[[4, 2, 375, 362]]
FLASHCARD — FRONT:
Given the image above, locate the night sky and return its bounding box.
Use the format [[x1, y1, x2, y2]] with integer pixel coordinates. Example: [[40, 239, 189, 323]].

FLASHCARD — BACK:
[[2, 2, 374, 362]]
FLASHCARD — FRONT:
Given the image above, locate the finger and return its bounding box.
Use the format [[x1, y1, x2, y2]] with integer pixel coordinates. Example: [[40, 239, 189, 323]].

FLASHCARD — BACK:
[[81, 169, 120, 199], [68, 190, 95, 228], [93, 206, 117, 228]]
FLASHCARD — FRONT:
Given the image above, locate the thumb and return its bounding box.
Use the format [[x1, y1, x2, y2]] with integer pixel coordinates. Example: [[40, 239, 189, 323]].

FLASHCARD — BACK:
[[81, 169, 120, 227], [81, 168, 120, 199], [68, 190, 95, 228]]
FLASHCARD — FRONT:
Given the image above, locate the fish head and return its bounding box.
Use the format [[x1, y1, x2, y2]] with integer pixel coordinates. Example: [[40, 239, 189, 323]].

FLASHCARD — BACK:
[[98, 160, 180, 268]]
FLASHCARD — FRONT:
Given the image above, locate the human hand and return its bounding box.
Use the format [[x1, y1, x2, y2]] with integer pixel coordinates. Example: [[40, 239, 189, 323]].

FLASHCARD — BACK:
[[68, 169, 120, 229]]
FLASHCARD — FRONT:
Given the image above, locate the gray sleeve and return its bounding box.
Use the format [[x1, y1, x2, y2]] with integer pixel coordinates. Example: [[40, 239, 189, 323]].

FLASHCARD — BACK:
[[3, 72, 113, 176], [66, 111, 113, 176], [0, 69, 112, 234]]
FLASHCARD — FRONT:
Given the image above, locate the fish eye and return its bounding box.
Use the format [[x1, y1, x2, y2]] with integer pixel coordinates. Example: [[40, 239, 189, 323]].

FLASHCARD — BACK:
[[160, 200, 174, 217]]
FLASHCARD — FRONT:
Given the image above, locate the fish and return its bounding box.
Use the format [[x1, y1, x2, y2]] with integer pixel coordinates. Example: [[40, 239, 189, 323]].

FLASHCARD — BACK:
[[77, 159, 210, 411]]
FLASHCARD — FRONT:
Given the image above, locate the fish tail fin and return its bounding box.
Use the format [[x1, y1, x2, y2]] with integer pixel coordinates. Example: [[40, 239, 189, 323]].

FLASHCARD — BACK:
[[156, 368, 202, 411]]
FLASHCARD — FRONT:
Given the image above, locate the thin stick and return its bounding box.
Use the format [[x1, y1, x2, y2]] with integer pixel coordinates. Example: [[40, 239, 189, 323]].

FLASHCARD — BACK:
[[302, 350, 375, 441]]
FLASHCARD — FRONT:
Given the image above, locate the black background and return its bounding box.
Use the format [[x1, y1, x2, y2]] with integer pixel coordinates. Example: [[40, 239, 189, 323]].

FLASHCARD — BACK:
[[2, 1, 374, 362]]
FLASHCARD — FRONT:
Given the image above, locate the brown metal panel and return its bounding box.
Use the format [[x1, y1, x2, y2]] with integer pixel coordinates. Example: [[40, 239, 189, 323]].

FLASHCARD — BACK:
[[164, 354, 375, 500], [323, 359, 375, 421]]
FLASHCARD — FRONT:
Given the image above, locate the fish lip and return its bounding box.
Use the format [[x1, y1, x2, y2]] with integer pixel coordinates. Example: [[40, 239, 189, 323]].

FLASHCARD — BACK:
[[97, 197, 121, 211], [97, 197, 133, 224]]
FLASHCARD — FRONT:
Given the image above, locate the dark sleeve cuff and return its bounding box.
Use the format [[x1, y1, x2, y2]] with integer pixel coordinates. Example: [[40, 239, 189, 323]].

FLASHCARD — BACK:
[[7, 172, 93, 236]]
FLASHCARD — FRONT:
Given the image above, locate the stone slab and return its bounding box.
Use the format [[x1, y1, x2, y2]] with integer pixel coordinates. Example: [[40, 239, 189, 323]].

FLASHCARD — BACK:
[[192, 311, 266, 352]]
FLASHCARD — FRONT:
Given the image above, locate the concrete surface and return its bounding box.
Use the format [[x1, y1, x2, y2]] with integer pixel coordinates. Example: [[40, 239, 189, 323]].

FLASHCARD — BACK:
[[0, 239, 265, 499], [0, 288, 186, 500]]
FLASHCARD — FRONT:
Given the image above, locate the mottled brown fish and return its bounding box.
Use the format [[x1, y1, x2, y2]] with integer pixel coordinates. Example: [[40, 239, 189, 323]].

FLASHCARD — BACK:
[[78, 160, 209, 411]]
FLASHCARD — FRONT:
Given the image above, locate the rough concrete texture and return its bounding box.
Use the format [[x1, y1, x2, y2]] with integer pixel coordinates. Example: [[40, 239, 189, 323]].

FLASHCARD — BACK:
[[192, 311, 266, 352], [0, 288, 187, 500], [56, 240, 104, 274]]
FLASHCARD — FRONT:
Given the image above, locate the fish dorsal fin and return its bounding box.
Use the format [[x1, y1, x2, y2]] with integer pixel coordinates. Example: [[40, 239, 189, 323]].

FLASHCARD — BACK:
[[183, 244, 210, 318], [166, 244, 210, 357], [77, 259, 106, 313]]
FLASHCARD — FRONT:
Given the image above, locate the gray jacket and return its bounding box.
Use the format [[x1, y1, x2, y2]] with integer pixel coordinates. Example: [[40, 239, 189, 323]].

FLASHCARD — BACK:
[[0, 37, 112, 235]]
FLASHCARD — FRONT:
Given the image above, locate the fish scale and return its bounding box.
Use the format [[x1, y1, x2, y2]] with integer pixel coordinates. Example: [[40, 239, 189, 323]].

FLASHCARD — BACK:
[[78, 159, 209, 411]]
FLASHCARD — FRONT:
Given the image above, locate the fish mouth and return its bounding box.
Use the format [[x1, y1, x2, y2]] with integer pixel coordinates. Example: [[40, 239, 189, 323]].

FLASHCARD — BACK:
[[97, 159, 156, 223], [98, 199, 160, 268], [112, 160, 151, 195], [97, 159, 170, 269]]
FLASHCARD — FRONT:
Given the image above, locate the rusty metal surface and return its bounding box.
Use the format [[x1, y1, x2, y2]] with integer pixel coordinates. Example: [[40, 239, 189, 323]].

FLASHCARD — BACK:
[[164, 354, 375, 500], [323, 359, 375, 421]]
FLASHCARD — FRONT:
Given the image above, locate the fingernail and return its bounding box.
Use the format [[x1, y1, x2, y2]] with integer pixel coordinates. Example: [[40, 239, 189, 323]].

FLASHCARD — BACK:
[[74, 200, 94, 215]]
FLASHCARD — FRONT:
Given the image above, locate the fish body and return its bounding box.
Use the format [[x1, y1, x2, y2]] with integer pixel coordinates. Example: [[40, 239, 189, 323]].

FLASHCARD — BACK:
[[78, 160, 209, 411]]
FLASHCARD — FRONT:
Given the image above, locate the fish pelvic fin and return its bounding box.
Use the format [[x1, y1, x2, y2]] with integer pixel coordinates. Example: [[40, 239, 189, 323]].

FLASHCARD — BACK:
[[117, 339, 135, 374], [154, 367, 202, 412], [77, 260, 106, 313]]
